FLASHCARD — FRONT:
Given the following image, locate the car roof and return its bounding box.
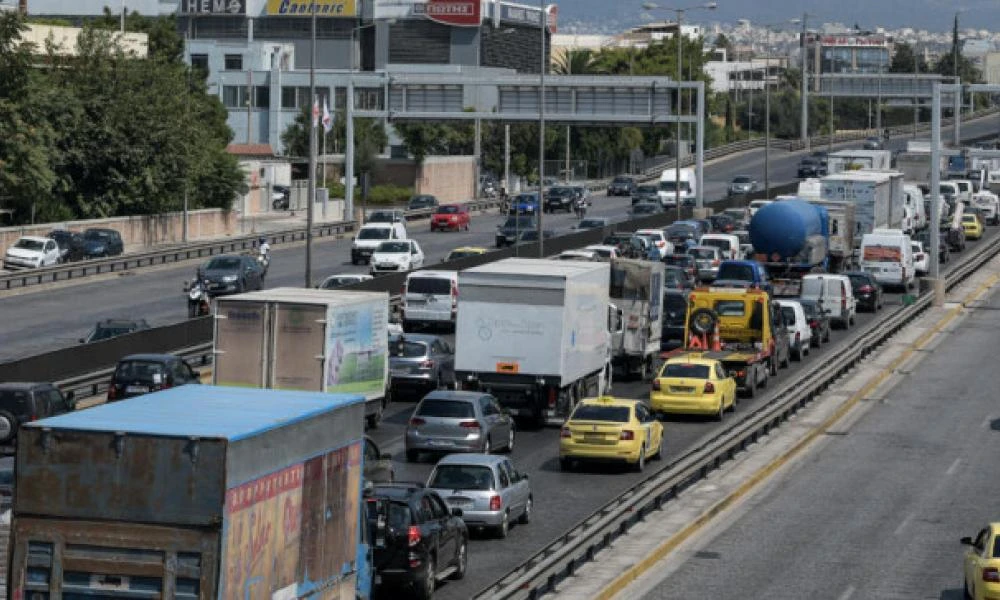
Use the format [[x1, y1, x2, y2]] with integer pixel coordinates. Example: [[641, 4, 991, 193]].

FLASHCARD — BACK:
[[585, 244, 616, 251], [576, 395, 636, 409], [663, 356, 719, 367], [435, 453, 506, 467], [389, 333, 441, 345], [421, 390, 483, 402], [118, 353, 178, 362], [407, 270, 458, 280], [17, 235, 50, 243], [450, 246, 487, 253]]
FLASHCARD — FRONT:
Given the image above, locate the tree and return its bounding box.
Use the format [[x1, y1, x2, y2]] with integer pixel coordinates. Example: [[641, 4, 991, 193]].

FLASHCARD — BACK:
[[890, 42, 927, 74], [553, 49, 594, 75]]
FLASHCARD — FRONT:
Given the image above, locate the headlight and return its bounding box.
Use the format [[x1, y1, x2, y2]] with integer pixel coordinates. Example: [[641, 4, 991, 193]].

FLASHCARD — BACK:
[[222, 275, 237, 282]]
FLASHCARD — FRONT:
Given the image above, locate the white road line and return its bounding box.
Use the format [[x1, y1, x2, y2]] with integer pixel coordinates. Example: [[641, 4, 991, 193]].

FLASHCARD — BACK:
[[946, 458, 962, 476], [837, 585, 856, 600], [894, 513, 915, 536]]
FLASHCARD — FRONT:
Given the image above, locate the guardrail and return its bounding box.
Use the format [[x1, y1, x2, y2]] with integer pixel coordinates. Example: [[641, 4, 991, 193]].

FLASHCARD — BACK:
[[473, 223, 1000, 600]]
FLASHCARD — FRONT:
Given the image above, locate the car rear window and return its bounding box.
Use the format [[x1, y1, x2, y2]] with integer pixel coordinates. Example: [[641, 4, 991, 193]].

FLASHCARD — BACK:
[[436, 205, 459, 214], [781, 306, 796, 325], [717, 264, 754, 281], [114, 360, 167, 383], [662, 363, 710, 378], [689, 248, 716, 259], [14, 239, 44, 251], [664, 255, 692, 267], [714, 301, 746, 316], [701, 239, 729, 250], [571, 404, 630, 423], [366, 499, 412, 532], [358, 228, 391, 240], [391, 340, 427, 358], [846, 275, 868, 289], [408, 277, 451, 295], [377, 242, 410, 253], [417, 399, 475, 418], [0, 390, 29, 411], [429, 465, 495, 491]]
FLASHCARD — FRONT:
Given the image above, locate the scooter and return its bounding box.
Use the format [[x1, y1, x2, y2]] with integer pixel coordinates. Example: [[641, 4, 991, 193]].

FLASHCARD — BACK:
[[184, 278, 211, 318], [256, 250, 270, 281]]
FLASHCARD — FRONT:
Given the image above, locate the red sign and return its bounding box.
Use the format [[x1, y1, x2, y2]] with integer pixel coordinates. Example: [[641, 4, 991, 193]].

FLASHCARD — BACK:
[[424, 0, 481, 27]]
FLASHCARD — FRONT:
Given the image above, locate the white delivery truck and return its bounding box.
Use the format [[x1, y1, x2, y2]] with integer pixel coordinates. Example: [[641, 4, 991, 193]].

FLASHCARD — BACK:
[[826, 149, 893, 174], [455, 258, 618, 426], [213, 288, 391, 428], [820, 171, 904, 242], [903, 184, 928, 231], [608, 258, 664, 380], [860, 229, 915, 290], [658, 167, 696, 207]]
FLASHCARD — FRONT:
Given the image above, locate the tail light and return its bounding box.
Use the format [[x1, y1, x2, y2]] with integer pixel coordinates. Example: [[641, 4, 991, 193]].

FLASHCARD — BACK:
[[859, 285, 874, 293], [703, 381, 715, 393], [808, 319, 818, 327], [408, 417, 426, 427], [620, 430, 635, 441], [560, 426, 572, 438], [548, 388, 557, 408], [459, 420, 480, 429], [408, 525, 421, 547], [652, 379, 661, 391], [841, 295, 847, 310], [420, 360, 435, 369], [712, 259, 720, 266], [489, 495, 502, 511], [984, 567, 1000, 583]]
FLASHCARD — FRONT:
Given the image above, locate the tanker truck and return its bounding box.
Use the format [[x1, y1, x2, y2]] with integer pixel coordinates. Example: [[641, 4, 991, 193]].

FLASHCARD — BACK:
[[749, 198, 830, 297]]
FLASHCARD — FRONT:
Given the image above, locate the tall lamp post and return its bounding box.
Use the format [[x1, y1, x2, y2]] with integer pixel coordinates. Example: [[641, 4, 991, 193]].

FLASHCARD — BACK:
[[305, 4, 317, 288], [538, 0, 547, 258], [642, 2, 717, 217], [799, 13, 815, 149]]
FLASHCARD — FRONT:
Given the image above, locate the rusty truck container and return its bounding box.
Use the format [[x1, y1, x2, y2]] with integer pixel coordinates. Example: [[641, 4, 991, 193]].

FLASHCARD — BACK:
[[8, 385, 369, 599]]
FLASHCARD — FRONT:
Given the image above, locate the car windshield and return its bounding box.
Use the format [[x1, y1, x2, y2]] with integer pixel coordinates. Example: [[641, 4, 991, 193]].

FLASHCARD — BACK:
[[717, 263, 754, 281], [847, 274, 869, 289], [549, 187, 572, 196], [613, 177, 631, 184], [205, 257, 241, 270], [83, 230, 111, 240], [358, 228, 391, 240], [666, 224, 695, 236], [14, 239, 44, 251], [591, 248, 612, 258], [662, 363, 710, 378], [429, 465, 496, 491], [571, 404, 630, 423], [516, 194, 538, 204], [368, 211, 397, 222], [417, 399, 475, 418], [320, 277, 355, 289], [781, 306, 796, 325], [391, 340, 427, 358], [732, 176, 751, 184], [377, 242, 410, 253], [689, 248, 716, 259], [447, 250, 480, 260], [700, 239, 728, 250], [114, 360, 167, 382], [89, 325, 134, 341], [436, 205, 459, 214], [408, 277, 451, 295], [410, 196, 434, 206], [664, 255, 692, 267], [659, 181, 691, 192], [366, 500, 412, 532], [0, 390, 30, 409], [714, 300, 746, 316]]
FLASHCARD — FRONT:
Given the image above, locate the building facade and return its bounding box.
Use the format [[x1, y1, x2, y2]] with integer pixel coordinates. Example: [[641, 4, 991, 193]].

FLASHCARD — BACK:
[[805, 31, 891, 90]]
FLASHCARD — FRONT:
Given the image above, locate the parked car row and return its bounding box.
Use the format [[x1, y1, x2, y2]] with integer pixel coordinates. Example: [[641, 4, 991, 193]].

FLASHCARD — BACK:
[[3, 227, 124, 270]]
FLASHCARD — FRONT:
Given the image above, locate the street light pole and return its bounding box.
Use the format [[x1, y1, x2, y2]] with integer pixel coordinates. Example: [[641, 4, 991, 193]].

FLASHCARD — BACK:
[[305, 4, 316, 288], [800, 14, 809, 149], [675, 7, 682, 217], [764, 28, 770, 194], [537, 0, 546, 258]]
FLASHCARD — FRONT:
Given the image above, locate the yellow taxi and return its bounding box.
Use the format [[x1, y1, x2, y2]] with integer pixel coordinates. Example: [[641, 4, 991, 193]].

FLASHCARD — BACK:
[[963, 213, 985, 240], [963, 524, 1000, 600], [559, 396, 663, 472], [650, 356, 737, 420], [446, 246, 488, 261]]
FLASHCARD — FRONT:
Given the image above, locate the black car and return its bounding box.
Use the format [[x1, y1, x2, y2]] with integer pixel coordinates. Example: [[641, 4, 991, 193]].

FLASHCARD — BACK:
[[863, 136, 884, 150], [366, 483, 468, 599], [844, 271, 884, 312], [495, 215, 537, 247], [799, 299, 831, 347], [79, 318, 150, 344], [663, 265, 693, 291], [709, 213, 737, 233], [632, 184, 659, 205], [47, 229, 85, 262], [914, 229, 950, 263], [661, 290, 689, 351], [663, 254, 698, 284], [664, 222, 699, 246], [408, 195, 440, 212], [630, 201, 662, 217], [797, 158, 826, 178], [81, 227, 124, 258], [200, 254, 264, 296], [107, 353, 201, 402], [543, 186, 575, 213], [0, 382, 76, 448], [517, 229, 556, 243], [607, 175, 636, 197]]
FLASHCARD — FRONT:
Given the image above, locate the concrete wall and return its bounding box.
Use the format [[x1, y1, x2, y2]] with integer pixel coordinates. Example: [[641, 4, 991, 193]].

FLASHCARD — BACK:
[[416, 156, 476, 202], [0, 209, 236, 255]]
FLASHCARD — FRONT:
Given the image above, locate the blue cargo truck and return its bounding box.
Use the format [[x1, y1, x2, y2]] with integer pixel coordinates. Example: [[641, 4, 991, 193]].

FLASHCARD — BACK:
[[8, 386, 376, 600], [749, 198, 831, 296]]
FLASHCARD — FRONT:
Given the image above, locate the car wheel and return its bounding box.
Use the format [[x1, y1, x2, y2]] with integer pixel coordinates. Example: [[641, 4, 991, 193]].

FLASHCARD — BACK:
[[791, 343, 801, 361], [502, 427, 515, 453], [518, 496, 533, 524], [633, 446, 646, 472], [415, 555, 435, 600], [0, 411, 15, 444], [849, 314, 856, 326], [496, 510, 509, 539], [964, 576, 972, 599], [451, 539, 467, 580], [714, 400, 724, 422], [406, 449, 420, 463], [559, 457, 572, 471]]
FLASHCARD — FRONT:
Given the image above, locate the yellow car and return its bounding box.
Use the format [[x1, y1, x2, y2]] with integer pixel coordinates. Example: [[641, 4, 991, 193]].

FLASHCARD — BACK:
[[559, 396, 663, 472], [650, 357, 737, 419], [963, 213, 985, 240], [446, 246, 488, 261], [962, 524, 1000, 600]]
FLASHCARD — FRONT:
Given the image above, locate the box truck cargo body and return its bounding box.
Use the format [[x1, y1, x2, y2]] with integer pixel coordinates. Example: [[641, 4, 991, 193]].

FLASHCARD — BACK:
[[213, 288, 390, 427], [609, 258, 663, 380], [820, 171, 904, 241], [455, 259, 615, 425], [8, 386, 372, 600], [826, 149, 892, 174]]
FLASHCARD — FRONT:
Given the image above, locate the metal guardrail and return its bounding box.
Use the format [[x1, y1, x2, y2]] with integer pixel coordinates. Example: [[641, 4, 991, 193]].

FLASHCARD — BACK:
[[473, 228, 1000, 600]]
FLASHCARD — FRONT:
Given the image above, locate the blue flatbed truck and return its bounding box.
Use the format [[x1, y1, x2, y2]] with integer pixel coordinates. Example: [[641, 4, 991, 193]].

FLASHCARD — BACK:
[[7, 385, 376, 599]]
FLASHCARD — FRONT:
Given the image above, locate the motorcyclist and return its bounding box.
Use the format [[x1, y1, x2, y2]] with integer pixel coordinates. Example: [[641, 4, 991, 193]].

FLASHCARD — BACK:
[[257, 236, 270, 258], [573, 196, 587, 218]]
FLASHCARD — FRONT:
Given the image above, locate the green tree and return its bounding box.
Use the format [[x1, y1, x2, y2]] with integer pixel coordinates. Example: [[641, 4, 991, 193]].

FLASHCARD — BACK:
[[890, 42, 927, 74], [553, 49, 595, 75]]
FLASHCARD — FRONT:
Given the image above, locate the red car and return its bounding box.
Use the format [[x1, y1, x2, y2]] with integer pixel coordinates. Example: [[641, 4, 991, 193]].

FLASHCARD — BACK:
[[430, 204, 470, 231]]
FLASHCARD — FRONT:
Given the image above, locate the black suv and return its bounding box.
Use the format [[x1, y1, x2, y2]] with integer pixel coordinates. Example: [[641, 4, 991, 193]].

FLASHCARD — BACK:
[[408, 195, 439, 212], [366, 483, 468, 599], [796, 157, 826, 178], [48, 229, 86, 262], [543, 186, 575, 213], [0, 382, 76, 448], [607, 175, 636, 196], [495, 215, 537, 247], [79, 318, 151, 344], [661, 290, 689, 351], [107, 353, 201, 402]]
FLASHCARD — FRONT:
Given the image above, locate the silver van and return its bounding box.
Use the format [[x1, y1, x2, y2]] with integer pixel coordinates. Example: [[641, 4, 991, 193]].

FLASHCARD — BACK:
[[402, 270, 459, 330]]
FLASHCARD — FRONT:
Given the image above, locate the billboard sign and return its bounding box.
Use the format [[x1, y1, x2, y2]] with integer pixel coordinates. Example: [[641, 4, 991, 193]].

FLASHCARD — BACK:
[[417, 0, 482, 27], [181, 0, 245, 14], [265, 0, 357, 16]]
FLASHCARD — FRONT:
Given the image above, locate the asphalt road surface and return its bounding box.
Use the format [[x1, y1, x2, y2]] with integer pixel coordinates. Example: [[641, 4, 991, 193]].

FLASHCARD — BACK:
[[636, 270, 1000, 600]]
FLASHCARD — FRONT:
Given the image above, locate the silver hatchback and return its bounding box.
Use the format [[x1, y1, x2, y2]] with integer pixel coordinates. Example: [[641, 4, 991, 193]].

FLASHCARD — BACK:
[[687, 245, 722, 281], [405, 392, 515, 462], [389, 334, 456, 398], [426, 453, 532, 539]]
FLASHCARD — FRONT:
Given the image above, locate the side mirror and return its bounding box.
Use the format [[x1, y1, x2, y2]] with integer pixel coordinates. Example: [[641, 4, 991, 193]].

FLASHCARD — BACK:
[[191, 370, 202, 379], [451, 507, 464, 517], [960, 536, 974, 546]]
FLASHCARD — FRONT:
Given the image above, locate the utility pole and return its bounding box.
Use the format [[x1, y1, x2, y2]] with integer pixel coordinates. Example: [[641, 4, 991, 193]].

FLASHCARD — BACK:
[[800, 14, 809, 150], [537, 0, 546, 258], [305, 5, 316, 288]]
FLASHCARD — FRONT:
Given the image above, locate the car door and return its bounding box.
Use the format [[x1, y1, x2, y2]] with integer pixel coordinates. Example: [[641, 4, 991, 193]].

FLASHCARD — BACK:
[[427, 492, 456, 567], [488, 395, 512, 446], [498, 459, 525, 515], [43, 240, 59, 265], [633, 403, 654, 456], [410, 241, 424, 269], [966, 527, 991, 595]]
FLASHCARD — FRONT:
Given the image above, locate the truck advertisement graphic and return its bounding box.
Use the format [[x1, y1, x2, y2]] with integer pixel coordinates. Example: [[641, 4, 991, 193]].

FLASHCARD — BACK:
[[862, 244, 902, 262], [325, 302, 387, 396]]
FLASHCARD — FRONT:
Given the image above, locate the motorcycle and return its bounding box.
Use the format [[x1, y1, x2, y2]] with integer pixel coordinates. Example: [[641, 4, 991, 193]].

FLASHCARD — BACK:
[[573, 197, 588, 219], [184, 277, 211, 318], [256, 249, 270, 281]]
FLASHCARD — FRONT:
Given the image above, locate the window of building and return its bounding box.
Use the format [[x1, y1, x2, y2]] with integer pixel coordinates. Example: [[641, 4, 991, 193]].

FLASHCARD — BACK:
[[281, 86, 297, 109], [222, 85, 248, 108], [224, 54, 243, 71], [190, 54, 209, 74], [254, 86, 270, 109]]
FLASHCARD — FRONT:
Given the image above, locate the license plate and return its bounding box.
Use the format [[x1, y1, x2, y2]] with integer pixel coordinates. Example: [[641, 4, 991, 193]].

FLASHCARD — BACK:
[[428, 439, 453, 447], [390, 369, 408, 377], [583, 433, 605, 443], [126, 385, 149, 394], [669, 386, 695, 393], [448, 497, 472, 507]]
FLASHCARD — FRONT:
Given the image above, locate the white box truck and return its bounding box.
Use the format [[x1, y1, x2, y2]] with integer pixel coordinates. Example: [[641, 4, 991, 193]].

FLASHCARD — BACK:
[[213, 288, 391, 428], [826, 149, 893, 174], [609, 258, 663, 380], [820, 171, 904, 241], [455, 258, 618, 426]]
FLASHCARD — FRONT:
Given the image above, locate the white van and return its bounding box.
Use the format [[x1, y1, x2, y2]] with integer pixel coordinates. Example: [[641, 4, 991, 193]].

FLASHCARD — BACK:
[[859, 229, 915, 290], [799, 274, 856, 329], [401, 270, 459, 330], [748, 199, 773, 217], [658, 167, 696, 207], [351, 221, 407, 265], [699, 233, 740, 261], [972, 191, 1000, 225], [953, 179, 974, 204], [902, 184, 927, 231], [987, 170, 1000, 195]]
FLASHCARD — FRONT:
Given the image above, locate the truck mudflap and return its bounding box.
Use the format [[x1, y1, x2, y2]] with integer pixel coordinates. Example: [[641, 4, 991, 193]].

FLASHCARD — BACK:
[[9, 517, 220, 599]]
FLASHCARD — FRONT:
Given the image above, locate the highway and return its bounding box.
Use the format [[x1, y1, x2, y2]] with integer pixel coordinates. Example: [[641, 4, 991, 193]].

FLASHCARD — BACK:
[[3, 115, 999, 362], [634, 275, 1000, 600]]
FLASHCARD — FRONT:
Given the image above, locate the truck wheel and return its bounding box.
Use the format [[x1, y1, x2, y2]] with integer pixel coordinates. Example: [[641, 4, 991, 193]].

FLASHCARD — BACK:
[[366, 404, 382, 429]]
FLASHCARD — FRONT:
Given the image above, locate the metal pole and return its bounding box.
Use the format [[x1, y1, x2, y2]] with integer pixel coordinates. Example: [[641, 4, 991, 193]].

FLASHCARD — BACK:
[[696, 82, 704, 209], [246, 69, 252, 144], [828, 68, 834, 152], [305, 6, 316, 287], [537, 1, 546, 258], [183, 29, 189, 244], [876, 50, 883, 132], [346, 27, 356, 224], [474, 29, 482, 200], [120, 0, 125, 33], [764, 28, 770, 195], [953, 82, 961, 146], [504, 123, 511, 194], [801, 14, 809, 149], [930, 82, 943, 305], [564, 125, 570, 182], [913, 46, 919, 136], [675, 8, 682, 218]]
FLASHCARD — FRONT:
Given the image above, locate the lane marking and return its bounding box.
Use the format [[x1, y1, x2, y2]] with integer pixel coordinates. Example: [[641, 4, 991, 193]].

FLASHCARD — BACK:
[[946, 458, 962, 476], [595, 272, 1000, 600], [894, 512, 915, 536], [837, 585, 856, 600]]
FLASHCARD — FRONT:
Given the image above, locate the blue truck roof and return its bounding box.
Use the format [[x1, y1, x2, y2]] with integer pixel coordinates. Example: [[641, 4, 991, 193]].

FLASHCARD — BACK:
[[26, 385, 363, 441]]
